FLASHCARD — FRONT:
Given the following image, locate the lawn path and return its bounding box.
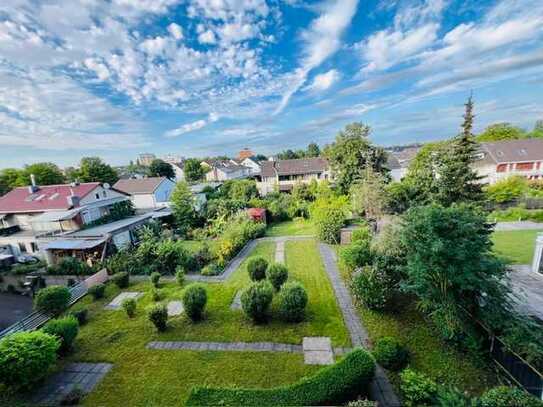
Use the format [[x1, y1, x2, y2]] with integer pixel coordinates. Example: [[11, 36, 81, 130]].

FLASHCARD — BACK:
[[318, 243, 401, 407]]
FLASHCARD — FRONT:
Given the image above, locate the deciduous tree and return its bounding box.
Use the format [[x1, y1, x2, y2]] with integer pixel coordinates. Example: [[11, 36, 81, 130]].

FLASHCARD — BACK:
[[184, 158, 205, 183], [149, 159, 175, 179], [74, 157, 119, 185]]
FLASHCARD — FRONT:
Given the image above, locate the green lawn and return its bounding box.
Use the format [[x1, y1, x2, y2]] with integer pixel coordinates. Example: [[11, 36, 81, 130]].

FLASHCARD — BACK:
[[335, 249, 498, 396], [491, 229, 543, 264], [60, 239, 347, 406], [265, 218, 316, 237]]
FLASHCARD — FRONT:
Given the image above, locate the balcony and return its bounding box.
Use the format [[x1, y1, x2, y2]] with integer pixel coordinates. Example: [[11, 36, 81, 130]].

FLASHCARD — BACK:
[[0, 225, 21, 237]]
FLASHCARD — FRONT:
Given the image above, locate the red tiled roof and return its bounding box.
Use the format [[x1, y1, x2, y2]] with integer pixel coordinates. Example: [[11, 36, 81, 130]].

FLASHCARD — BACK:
[[247, 207, 266, 216], [0, 183, 100, 213]]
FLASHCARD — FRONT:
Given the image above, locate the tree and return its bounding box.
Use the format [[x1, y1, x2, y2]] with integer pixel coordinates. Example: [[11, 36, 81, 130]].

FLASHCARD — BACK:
[[477, 122, 526, 141], [149, 159, 175, 179], [325, 122, 388, 194], [306, 142, 320, 157], [277, 149, 300, 160], [170, 181, 196, 235], [16, 163, 65, 186], [75, 157, 119, 185], [184, 158, 205, 183], [530, 120, 543, 138], [0, 168, 21, 195], [350, 164, 387, 221]]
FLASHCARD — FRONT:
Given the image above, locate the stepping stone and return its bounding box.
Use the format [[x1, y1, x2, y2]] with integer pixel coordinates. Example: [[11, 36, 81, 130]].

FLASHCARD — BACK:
[[303, 337, 334, 365], [167, 301, 184, 316], [104, 292, 142, 310], [230, 291, 243, 310]]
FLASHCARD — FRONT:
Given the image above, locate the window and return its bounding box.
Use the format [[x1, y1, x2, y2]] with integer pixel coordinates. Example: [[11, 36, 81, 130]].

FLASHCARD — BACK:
[[49, 192, 60, 200], [496, 164, 508, 173], [18, 242, 27, 253], [102, 190, 107, 198], [95, 193, 100, 200], [516, 162, 534, 171], [30, 242, 38, 253]]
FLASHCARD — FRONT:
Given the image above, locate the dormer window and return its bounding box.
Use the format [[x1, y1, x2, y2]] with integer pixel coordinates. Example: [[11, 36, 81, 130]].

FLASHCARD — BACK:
[[49, 192, 60, 200], [95, 193, 100, 200]]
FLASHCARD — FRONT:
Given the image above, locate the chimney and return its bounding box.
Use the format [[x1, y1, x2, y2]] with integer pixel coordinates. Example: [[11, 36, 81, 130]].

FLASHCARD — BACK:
[[67, 188, 81, 207], [27, 174, 39, 193]]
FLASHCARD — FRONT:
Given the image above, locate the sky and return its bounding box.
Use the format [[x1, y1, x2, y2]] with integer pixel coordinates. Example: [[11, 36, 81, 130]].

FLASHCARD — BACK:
[[0, 0, 542, 169]]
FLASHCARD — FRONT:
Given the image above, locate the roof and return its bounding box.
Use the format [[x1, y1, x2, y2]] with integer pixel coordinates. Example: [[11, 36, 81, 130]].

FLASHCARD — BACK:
[[65, 213, 152, 238], [0, 182, 101, 214], [478, 139, 543, 164], [113, 177, 170, 195], [260, 157, 328, 177], [41, 238, 106, 250], [247, 207, 266, 216]]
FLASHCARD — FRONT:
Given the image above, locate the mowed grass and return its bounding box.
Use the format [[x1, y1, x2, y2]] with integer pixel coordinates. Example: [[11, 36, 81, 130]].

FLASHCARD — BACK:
[[62, 239, 348, 406], [491, 229, 543, 264], [265, 218, 316, 237]]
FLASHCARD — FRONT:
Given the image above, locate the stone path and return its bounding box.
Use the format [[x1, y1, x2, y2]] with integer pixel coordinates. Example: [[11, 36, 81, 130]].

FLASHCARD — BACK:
[[230, 290, 243, 310], [275, 239, 285, 263], [32, 363, 112, 405], [494, 221, 543, 231], [104, 292, 142, 310], [167, 301, 184, 316], [318, 243, 401, 407], [303, 336, 334, 365]]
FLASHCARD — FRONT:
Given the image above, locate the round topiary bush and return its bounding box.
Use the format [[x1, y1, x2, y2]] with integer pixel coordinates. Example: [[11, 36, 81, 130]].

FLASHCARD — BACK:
[[148, 304, 168, 332], [201, 263, 222, 276], [372, 337, 409, 371], [122, 298, 137, 318], [479, 386, 543, 407], [183, 283, 208, 321], [150, 272, 161, 288], [0, 331, 59, 390], [175, 266, 185, 286], [241, 280, 273, 323], [247, 256, 268, 282], [34, 286, 71, 315], [278, 282, 308, 322], [151, 288, 162, 302], [266, 263, 289, 291], [88, 284, 105, 300], [111, 272, 129, 288], [42, 316, 79, 354]]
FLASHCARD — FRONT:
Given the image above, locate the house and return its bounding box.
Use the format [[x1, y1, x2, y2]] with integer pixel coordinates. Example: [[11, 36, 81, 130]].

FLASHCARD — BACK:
[[0, 178, 129, 258], [237, 156, 261, 175], [205, 161, 250, 181], [257, 157, 331, 195], [237, 148, 255, 161], [473, 139, 543, 184], [385, 145, 421, 181], [113, 177, 175, 210], [169, 162, 186, 182]]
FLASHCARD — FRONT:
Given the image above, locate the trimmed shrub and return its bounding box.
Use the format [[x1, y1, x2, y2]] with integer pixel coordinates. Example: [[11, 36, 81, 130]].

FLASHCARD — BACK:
[[340, 242, 372, 271], [186, 348, 375, 406], [372, 337, 408, 371], [247, 256, 268, 281], [400, 368, 438, 407], [48, 257, 93, 276], [111, 272, 129, 288], [88, 283, 105, 300], [151, 288, 162, 302], [183, 284, 208, 321], [266, 263, 288, 291], [351, 266, 392, 311], [150, 272, 161, 288], [70, 308, 88, 325], [34, 286, 71, 315], [175, 266, 185, 286], [122, 298, 136, 318], [479, 386, 543, 407], [201, 263, 222, 276], [148, 304, 168, 332], [0, 331, 59, 390], [278, 282, 308, 322], [241, 281, 273, 323], [351, 225, 372, 245], [42, 316, 79, 353]]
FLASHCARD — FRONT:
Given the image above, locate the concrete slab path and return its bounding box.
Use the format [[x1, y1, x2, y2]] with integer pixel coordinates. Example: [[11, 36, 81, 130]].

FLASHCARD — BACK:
[[104, 292, 142, 310], [494, 221, 543, 231]]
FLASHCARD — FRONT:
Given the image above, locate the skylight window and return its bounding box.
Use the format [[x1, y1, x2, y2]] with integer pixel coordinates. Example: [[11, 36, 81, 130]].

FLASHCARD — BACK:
[[35, 194, 46, 201], [49, 192, 60, 200], [496, 151, 504, 157], [519, 149, 527, 155]]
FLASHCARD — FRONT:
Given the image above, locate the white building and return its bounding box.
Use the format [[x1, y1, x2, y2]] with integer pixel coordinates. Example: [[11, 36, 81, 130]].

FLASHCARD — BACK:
[[204, 161, 250, 182], [113, 177, 175, 210]]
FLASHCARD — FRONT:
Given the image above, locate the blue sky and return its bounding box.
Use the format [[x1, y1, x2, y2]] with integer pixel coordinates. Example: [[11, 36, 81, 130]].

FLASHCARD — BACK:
[[1, 0, 542, 168]]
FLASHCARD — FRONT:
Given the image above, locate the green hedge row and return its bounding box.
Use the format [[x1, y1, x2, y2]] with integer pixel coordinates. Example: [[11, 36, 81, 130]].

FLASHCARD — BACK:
[[186, 348, 375, 406]]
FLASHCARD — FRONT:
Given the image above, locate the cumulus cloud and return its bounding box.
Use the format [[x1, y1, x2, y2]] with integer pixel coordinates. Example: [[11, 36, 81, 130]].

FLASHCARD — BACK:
[[306, 69, 340, 92]]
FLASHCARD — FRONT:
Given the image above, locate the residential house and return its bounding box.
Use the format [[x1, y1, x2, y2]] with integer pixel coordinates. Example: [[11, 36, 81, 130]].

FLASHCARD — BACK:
[[169, 162, 186, 182], [257, 157, 331, 196], [385, 145, 421, 181], [0, 179, 129, 258], [237, 156, 261, 175], [205, 160, 250, 182], [473, 139, 543, 184], [113, 177, 175, 210]]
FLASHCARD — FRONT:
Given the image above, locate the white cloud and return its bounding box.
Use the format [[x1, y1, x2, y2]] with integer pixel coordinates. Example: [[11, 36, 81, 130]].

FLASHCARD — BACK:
[[164, 113, 219, 137], [167, 23, 183, 40], [306, 69, 340, 91], [274, 0, 359, 114], [198, 29, 217, 44]]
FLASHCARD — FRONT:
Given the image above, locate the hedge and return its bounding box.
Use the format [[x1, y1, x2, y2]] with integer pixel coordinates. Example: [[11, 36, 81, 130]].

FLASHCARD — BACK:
[[186, 348, 375, 406]]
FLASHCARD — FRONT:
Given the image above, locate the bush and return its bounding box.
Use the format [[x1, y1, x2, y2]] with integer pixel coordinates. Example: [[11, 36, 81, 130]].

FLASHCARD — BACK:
[[148, 304, 168, 331], [310, 196, 348, 244], [186, 348, 375, 406], [372, 337, 408, 371], [479, 386, 543, 407], [351, 225, 372, 245], [42, 316, 79, 353], [201, 263, 222, 276], [241, 281, 274, 323], [0, 331, 59, 390], [111, 272, 129, 288], [175, 266, 185, 285], [47, 257, 93, 276], [150, 288, 162, 302], [351, 266, 392, 311], [183, 284, 208, 321], [34, 286, 71, 315], [69, 308, 88, 325], [122, 298, 136, 318], [247, 256, 268, 281], [214, 218, 266, 266], [266, 263, 289, 291], [400, 368, 438, 407], [340, 242, 372, 271], [278, 282, 308, 322], [150, 271, 161, 287], [88, 283, 106, 300]]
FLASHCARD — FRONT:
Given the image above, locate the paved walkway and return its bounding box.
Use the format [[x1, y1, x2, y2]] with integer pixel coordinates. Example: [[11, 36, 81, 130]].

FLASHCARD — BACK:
[[318, 243, 401, 407], [494, 221, 543, 231], [510, 265, 543, 321], [275, 239, 285, 263]]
